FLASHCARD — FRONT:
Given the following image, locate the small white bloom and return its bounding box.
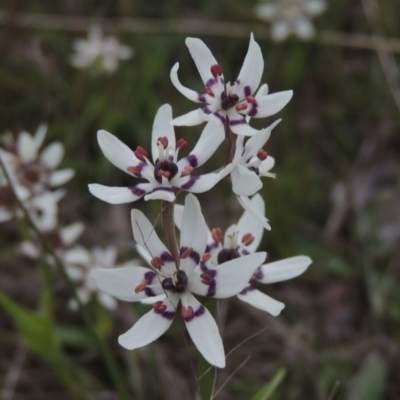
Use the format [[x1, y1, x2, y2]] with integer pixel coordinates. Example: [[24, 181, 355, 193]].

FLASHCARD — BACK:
[[255, 0, 327, 42], [71, 26, 132, 74], [171, 34, 293, 136], [174, 194, 312, 316], [89, 104, 235, 204], [91, 194, 266, 367]]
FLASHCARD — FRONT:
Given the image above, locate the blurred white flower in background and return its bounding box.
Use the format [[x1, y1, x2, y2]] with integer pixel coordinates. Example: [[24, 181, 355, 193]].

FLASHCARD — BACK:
[[255, 0, 327, 42], [71, 25, 133, 74]]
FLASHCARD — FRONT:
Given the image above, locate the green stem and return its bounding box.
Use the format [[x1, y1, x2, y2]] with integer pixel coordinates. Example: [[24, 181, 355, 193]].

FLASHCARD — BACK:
[[161, 200, 180, 268], [224, 117, 233, 165], [0, 157, 131, 400]]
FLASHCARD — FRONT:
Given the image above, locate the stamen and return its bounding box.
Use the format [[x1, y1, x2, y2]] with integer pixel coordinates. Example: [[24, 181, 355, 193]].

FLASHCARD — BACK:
[[157, 136, 169, 149], [211, 64, 223, 78], [211, 227, 223, 243], [180, 247, 193, 259], [181, 166, 193, 177], [241, 233, 255, 246], [227, 231, 239, 249], [202, 253, 211, 261], [205, 86, 214, 97], [176, 138, 188, 151], [235, 103, 248, 112], [180, 306, 194, 320], [134, 278, 148, 293], [246, 96, 255, 103], [134, 146, 148, 161], [151, 257, 164, 269], [127, 166, 141, 175], [153, 301, 167, 312], [200, 272, 212, 285], [257, 149, 268, 160]]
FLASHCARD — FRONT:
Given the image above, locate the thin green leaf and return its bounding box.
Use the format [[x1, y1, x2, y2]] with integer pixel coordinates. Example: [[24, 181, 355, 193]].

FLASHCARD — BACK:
[[251, 368, 287, 400]]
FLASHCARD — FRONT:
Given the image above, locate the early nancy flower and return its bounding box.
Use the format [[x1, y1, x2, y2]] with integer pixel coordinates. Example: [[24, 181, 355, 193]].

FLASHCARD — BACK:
[[255, 0, 327, 42], [71, 25, 132, 74], [171, 34, 293, 136], [175, 194, 311, 316], [91, 194, 266, 367], [89, 104, 233, 204]]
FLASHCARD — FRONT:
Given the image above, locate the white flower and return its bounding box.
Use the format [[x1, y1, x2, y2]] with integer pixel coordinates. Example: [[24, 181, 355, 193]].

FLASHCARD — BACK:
[[71, 25, 132, 74], [170, 33, 293, 136], [175, 194, 312, 316], [255, 0, 327, 42], [89, 104, 234, 204], [91, 194, 266, 367], [0, 124, 74, 196], [65, 246, 140, 311]]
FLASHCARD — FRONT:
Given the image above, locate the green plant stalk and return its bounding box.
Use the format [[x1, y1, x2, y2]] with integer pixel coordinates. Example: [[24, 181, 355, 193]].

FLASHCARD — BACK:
[[0, 157, 131, 400], [161, 200, 180, 268]]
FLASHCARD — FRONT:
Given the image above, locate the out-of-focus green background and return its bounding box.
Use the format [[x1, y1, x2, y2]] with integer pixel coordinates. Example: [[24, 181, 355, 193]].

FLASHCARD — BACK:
[[1, 0, 400, 399]]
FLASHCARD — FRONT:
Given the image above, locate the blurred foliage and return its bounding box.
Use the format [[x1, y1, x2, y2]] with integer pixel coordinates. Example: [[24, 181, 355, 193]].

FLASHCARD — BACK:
[[1, 0, 400, 399]]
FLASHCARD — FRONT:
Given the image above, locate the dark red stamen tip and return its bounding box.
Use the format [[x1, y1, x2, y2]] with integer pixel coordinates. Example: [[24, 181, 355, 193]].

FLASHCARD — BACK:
[[151, 257, 164, 269], [241, 233, 255, 246], [153, 301, 167, 312], [211, 64, 223, 78], [127, 166, 141, 175], [158, 136, 169, 149], [180, 247, 193, 259], [176, 138, 188, 151], [257, 149, 268, 160], [134, 146, 148, 161]]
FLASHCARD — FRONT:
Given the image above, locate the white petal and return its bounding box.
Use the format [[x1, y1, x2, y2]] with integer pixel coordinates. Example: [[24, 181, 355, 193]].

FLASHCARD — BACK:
[[64, 246, 91, 265], [255, 83, 269, 98], [118, 294, 179, 350], [173, 204, 184, 230], [131, 209, 176, 271], [18, 132, 37, 163], [235, 33, 264, 99], [190, 252, 266, 298], [238, 195, 271, 231], [170, 63, 207, 104], [259, 156, 275, 175], [151, 104, 176, 162], [250, 91, 293, 118], [140, 293, 166, 305], [49, 169, 75, 187], [171, 109, 206, 127], [20, 241, 39, 258], [181, 292, 225, 368], [254, 4, 277, 21], [60, 222, 85, 246], [271, 20, 291, 42], [185, 38, 219, 85], [243, 120, 280, 159], [97, 130, 140, 175], [257, 256, 312, 284], [177, 122, 224, 170], [231, 165, 263, 196], [144, 188, 176, 202], [179, 194, 207, 274], [0, 209, 12, 223], [294, 17, 315, 40], [89, 183, 150, 204], [33, 124, 47, 149], [40, 142, 64, 169], [237, 287, 285, 316], [237, 193, 265, 254], [304, 0, 327, 16], [229, 120, 260, 136], [98, 292, 117, 310], [91, 266, 162, 301]]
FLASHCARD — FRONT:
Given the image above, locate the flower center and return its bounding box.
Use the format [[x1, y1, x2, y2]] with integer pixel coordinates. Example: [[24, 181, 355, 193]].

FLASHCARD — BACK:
[[161, 270, 188, 294], [19, 161, 45, 184], [220, 89, 239, 111], [154, 160, 178, 183], [217, 248, 241, 264], [0, 187, 16, 208]]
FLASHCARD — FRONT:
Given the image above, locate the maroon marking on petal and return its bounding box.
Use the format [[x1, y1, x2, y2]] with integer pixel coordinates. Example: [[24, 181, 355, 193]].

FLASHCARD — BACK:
[[153, 301, 167, 312], [235, 103, 248, 112], [244, 85, 252, 97], [185, 154, 198, 168], [248, 103, 258, 117], [180, 246, 193, 259], [211, 64, 223, 77], [151, 257, 164, 269], [180, 306, 194, 321], [129, 186, 146, 197], [144, 287, 156, 297], [252, 266, 264, 281], [144, 271, 156, 283], [206, 77, 217, 87], [213, 112, 226, 123], [240, 285, 255, 295], [180, 175, 200, 190], [241, 249, 250, 256], [160, 251, 175, 263], [229, 118, 246, 126], [200, 261, 209, 271], [154, 305, 176, 320], [205, 86, 214, 97], [198, 93, 207, 102], [206, 279, 216, 297], [158, 136, 169, 149], [194, 305, 205, 317], [202, 106, 212, 115], [241, 233, 255, 246]]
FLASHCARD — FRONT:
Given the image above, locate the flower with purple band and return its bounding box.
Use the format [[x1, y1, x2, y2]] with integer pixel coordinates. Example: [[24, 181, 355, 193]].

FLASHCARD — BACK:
[[174, 193, 312, 316], [89, 104, 234, 204], [170, 33, 293, 136], [91, 194, 266, 368]]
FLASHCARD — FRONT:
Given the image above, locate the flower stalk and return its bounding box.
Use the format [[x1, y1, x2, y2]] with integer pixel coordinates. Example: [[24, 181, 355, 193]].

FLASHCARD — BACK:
[[224, 117, 233, 165], [161, 199, 180, 269]]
